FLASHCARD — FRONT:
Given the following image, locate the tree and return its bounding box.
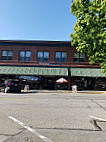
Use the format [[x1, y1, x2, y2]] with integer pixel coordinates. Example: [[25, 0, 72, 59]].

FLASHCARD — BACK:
[[70, 0, 106, 74]]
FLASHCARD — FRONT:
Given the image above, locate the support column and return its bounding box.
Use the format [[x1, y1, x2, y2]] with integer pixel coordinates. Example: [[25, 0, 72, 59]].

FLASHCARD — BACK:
[[68, 68, 71, 90]]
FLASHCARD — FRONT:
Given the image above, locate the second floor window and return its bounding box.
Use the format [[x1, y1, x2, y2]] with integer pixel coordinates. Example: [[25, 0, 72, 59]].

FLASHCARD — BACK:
[[37, 51, 49, 62], [55, 52, 67, 62], [1, 50, 13, 61], [73, 52, 85, 62], [19, 51, 31, 61]]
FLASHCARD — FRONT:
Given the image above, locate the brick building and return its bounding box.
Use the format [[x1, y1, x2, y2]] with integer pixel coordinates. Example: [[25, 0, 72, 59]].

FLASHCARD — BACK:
[[0, 40, 105, 90]]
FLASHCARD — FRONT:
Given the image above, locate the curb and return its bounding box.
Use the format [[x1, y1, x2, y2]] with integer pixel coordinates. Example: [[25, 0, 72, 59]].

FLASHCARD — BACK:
[[22, 90, 106, 94]]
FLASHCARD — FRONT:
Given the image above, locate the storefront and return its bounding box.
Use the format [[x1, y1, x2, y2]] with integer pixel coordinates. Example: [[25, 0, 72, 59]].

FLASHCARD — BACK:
[[0, 66, 68, 90], [0, 66, 105, 90], [70, 68, 106, 90]]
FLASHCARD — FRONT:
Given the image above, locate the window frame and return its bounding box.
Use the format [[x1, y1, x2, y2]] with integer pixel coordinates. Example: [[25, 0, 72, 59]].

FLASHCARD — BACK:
[[37, 51, 49, 62], [1, 50, 13, 61], [55, 51, 67, 62], [73, 52, 85, 63], [19, 51, 31, 61]]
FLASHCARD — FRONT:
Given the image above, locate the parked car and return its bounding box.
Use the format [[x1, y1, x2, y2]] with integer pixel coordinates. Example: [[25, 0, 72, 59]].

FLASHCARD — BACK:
[[0, 79, 21, 93], [0, 83, 5, 92]]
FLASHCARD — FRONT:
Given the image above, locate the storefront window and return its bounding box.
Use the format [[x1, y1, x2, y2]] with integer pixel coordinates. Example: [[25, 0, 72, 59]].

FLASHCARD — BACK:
[[1, 50, 13, 61], [19, 51, 31, 61], [55, 52, 67, 62], [73, 52, 85, 62], [37, 51, 49, 62]]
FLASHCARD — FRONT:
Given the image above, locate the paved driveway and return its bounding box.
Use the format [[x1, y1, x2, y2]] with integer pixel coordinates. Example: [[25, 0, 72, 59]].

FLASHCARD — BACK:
[[0, 92, 106, 142]]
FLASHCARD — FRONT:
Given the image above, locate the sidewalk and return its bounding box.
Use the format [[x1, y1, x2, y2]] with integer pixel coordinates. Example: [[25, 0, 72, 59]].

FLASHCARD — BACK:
[[22, 89, 106, 94]]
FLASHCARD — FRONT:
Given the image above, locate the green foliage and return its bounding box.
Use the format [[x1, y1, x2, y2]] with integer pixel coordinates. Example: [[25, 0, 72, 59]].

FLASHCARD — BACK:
[[70, 0, 106, 75]]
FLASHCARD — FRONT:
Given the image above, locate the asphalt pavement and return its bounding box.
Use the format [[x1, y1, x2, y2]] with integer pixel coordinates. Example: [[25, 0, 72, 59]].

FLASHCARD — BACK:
[[0, 91, 106, 142]]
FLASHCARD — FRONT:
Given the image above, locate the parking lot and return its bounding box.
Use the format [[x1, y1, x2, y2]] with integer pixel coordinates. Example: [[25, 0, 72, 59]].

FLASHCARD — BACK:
[[0, 91, 106, 142]]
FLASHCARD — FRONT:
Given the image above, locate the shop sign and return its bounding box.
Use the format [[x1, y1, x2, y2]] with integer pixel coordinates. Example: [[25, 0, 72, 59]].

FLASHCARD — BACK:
[[39, 63, 50, 66], [39, 63, 61, 66]]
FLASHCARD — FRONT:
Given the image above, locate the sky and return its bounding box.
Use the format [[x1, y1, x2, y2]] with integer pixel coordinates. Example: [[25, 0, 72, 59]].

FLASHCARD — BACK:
[[0, 0, 76, 41]]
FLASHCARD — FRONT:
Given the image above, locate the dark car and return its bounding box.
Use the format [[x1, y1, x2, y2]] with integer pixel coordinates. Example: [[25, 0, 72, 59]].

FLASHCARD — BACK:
[[0, 83, 5, 92], [0, 79, 21, 93]]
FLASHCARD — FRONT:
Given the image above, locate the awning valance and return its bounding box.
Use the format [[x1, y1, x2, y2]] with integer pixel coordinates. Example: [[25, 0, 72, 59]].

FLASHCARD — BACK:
[[71, 68, 105, 77], [0, 66, 68, 76]]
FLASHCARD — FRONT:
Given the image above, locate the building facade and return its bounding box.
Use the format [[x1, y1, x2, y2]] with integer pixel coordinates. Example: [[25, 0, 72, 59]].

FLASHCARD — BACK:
[[0, 40, 105, 90]]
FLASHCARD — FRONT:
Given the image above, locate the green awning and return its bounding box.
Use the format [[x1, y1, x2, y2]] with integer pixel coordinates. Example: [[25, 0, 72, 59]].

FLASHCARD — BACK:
[[0, 66, 105, 77], [71, 68, 105, 77], [0, 66, 68, 76]]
